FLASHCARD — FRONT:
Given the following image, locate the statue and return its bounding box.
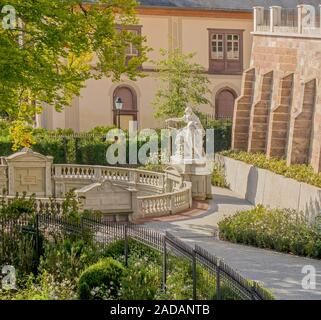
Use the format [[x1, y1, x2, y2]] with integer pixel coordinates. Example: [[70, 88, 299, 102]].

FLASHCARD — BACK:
[[166, 107, 206, 164]]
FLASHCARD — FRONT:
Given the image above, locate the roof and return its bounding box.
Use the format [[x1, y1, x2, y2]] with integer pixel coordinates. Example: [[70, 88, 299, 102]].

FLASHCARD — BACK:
[[138, 1, 321, 11], [85, 1, 321, 12]]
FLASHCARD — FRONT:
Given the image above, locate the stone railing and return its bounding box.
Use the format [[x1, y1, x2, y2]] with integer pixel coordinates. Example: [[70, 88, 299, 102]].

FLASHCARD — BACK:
[[52, 164, 192, 218], [0, 164, 7, 193], [0, 149, 193, 221], [0, 195, 65, 214], [254, 5, 321, 38], [53, 164, 165, 190], [137, 182, 192, 218]]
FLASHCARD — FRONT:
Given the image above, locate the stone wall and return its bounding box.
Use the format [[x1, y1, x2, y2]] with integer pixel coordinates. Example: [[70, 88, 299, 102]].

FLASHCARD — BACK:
[[216, 155, 321, 222], [232, 11, 321, 172]]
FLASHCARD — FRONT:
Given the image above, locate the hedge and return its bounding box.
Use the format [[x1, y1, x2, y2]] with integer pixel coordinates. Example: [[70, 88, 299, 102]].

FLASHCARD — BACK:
[[221, 150, 321, 189], [0, 122, 232, 164], [218, 205, 321, 259]]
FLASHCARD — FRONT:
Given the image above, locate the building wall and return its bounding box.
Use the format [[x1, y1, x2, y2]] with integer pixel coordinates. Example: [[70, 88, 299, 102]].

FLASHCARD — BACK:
[[233, 33, 321, 172], [41, 9, 253, 131]]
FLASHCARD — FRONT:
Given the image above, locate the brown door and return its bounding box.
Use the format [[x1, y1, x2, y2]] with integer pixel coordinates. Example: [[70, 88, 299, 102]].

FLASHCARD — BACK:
[[215, 89, 236, 119], [113, 86, 137, 129]]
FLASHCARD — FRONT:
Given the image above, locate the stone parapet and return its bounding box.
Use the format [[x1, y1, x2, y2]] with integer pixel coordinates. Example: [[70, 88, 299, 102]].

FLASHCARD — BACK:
[[216, 155, 321, 222]]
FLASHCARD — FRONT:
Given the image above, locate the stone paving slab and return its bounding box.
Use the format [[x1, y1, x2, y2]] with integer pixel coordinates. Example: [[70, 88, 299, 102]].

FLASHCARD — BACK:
[[143, 187, 321, 300]]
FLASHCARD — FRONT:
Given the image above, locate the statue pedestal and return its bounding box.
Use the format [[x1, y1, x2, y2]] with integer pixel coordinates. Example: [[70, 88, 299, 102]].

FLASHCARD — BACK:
[[171, 160, 212, 201]]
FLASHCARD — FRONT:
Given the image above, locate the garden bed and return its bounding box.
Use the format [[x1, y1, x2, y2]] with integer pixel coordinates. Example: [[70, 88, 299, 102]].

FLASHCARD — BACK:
[[216, 152, 321, 222], [218, 205, 321, 259], [0, 195, 273, 300], [220, 150, 321, 188]]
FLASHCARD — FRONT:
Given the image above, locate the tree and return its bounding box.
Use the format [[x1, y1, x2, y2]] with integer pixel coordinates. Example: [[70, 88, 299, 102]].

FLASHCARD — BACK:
[[0, 0, 148, 149], [153, 49, 211, 120]]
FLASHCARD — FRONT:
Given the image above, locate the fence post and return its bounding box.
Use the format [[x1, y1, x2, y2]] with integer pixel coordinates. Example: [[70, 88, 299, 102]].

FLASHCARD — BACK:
[[251, 281, 258, 300], [63, 137, 68, 163], [35, 214, 40, 269], [216, 259, 221, 300], [80, 216, 83, 233], [192, 249, 197, 300], [124, 225, 128, 267], [75, 137, 80, 163], [162, 239, 167, 293]]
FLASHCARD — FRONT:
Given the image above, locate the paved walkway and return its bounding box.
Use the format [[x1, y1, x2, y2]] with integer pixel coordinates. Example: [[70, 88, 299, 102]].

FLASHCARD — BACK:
[[143, 187, 321, 300]]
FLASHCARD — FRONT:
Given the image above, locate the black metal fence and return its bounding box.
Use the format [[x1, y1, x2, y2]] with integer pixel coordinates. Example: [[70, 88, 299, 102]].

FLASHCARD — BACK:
[[0, 214, 272, 300]]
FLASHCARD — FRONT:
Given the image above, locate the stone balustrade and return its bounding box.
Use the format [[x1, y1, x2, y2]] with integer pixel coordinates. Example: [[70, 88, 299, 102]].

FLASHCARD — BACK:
[[0, 165, 7, 193], [137, 182, 192, 218], [0, 148, 193, 221], [53, 164, 166, 194], [0, 195, 65, 214], [254, 5, 321, 37], [52, 163, 191, 218]]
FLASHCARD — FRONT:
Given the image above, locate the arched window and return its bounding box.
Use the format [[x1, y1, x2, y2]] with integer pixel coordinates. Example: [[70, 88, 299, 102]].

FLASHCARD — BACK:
[[215, 88, 237, 120], [113, 86, 138, 130]]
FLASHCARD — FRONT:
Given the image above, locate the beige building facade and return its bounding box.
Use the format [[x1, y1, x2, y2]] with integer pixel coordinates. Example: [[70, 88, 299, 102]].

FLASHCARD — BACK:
[[39, 5, 254, 131]]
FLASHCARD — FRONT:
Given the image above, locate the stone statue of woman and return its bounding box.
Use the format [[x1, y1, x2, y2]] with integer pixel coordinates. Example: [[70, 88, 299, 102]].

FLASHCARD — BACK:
[[166, 107, 205, 164]]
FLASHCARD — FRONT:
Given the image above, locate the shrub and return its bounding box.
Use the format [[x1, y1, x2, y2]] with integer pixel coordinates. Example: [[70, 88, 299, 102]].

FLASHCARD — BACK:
[[0, 193, 36, 219], [77, 258, 124, 300], [211, 163, 229, 188], [196, 114, 232, 152], [218, 205, 321, 258], [101, 239, 162, 264], [0, 194, 41, 274], [101, 240, 126, 260], [119, 256, 162, 300], [40, 239, 100, 284], [0, 271, 76, 300], [164, 258, 193, 300], [221, 150, 321, 189]]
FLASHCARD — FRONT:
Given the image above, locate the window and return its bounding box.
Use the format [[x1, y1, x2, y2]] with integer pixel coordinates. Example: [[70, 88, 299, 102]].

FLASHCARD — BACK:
[[116, 26, 141, 59], [125, 29, 139, 57], [226, 34, 240, 60], [208, 29, 243, 74], [211, 34, 224, 59]]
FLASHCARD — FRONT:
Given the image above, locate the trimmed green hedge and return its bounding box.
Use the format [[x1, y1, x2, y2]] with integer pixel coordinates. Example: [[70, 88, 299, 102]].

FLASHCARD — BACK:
[[219, 205, 321, 259], [221, 150, 321, 189], [0, 121, 232, 165], [77, 258, 124, 300]]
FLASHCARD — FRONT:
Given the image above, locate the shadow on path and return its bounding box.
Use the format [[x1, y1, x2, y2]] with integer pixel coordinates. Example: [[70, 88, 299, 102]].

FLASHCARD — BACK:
[[143, 187, 321, 300]]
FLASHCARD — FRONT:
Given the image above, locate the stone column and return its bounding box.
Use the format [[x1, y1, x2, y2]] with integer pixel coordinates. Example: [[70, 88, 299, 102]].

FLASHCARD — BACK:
[[297, 5, 304, 34], [130, 188, 139, 221], [253, 6, 265, 32], [45, 156, 54, 197], [270, 6, 282, 32]]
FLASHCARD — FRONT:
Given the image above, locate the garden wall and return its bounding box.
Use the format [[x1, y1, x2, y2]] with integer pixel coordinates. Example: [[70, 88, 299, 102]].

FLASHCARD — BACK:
[[215, 155, 321, 221]]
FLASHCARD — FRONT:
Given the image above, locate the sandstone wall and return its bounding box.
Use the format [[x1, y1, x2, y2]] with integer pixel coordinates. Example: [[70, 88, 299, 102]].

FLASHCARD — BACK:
[[232, 33, 321, 172]]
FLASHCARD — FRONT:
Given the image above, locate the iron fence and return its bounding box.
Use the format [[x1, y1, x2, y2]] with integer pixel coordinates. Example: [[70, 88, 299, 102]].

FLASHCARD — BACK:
[[0, 213, 272, 300]]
